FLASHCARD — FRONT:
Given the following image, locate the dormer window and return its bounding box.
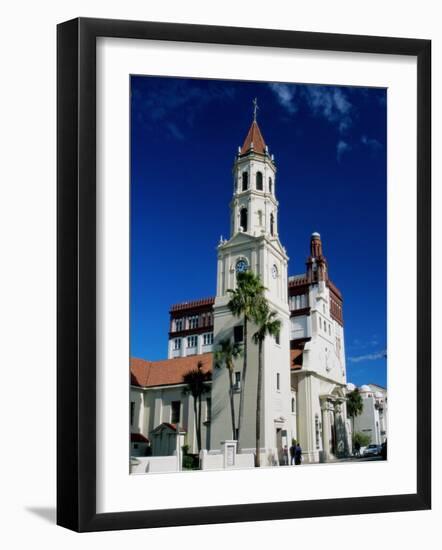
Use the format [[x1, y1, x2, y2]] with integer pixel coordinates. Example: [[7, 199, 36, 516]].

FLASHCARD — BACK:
[[242, 171, 248, 191], [256, 171, 263, 191]]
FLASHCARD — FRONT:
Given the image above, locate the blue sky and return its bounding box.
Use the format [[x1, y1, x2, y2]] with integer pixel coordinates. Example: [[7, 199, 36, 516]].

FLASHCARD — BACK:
[[130, 76, 387, 388]]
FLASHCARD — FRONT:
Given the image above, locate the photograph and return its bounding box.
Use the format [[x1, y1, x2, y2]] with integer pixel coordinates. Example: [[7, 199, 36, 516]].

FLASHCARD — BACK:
[[0, 0, 433, 540], [129, 76, 388, 473]]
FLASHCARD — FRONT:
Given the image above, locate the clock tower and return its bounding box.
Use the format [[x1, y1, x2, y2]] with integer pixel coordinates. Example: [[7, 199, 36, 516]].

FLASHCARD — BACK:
[[210, 104, 293, 464]]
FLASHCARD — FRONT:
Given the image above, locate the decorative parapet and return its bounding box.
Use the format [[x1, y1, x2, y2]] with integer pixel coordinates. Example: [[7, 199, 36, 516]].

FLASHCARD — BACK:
[[170, 296, 215, 313]]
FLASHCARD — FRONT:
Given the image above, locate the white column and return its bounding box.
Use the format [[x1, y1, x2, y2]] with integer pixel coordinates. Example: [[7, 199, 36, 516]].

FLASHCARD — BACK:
[[321, 400, 332, 462], [216, 255, 223, 297], [297, 372, 317, 463], [334, 400, 348, 457], [154, 394, 163, 428]]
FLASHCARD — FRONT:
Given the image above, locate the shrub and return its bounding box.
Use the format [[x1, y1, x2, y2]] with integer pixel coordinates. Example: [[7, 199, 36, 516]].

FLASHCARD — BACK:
[[181, 444, 190, 455], [353, 432, 371, 447], [182, 454, 199, 470]]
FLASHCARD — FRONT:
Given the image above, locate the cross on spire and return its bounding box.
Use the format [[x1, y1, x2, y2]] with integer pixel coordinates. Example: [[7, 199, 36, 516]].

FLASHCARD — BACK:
[[253, 97, 259, 121], [240, 102, 267, 155]]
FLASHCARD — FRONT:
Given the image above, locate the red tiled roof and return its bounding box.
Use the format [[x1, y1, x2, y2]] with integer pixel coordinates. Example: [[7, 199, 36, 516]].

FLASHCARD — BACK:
[[327, 279, 342, 300], [240, 120, 266, 155], [170, 296, 215, 313], [131, 353, 213, 388], [150, 422, 188, 433], [290, 348, 303, 370], [288, 274, 309, 288], [131, 349, 304, 388], [131, 432, 149, 443]]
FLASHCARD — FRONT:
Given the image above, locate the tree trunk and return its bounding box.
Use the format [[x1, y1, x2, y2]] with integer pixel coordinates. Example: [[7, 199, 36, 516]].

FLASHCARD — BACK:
[[193, 396, 201, 454], [197, 394, 202, 453], [255, 339, 263, 467], [352, 415, 355, 454], [228, 367, 236, 440], [237, 317, 248, 452]]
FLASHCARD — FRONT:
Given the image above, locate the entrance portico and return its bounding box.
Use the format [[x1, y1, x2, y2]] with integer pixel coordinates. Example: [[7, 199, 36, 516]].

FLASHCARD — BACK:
[[320, 390, 350, 461]]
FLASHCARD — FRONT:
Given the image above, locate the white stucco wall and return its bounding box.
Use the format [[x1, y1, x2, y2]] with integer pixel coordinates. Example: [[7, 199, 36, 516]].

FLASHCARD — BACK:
[[130, 455, 180, 474], [130, 384, 212, 455]]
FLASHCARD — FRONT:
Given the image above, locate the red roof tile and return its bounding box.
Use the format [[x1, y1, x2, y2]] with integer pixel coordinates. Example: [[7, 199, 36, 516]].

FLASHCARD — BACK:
[[131, 353, 213, 388], [131, 349, 304, 388], [290, 348, 303, 370], [240, 120, 266, 155], [151, 422, 187, 433], [327, 279, 342, 300], [170, 296, 215, 313], [131, 432, 149, 443]]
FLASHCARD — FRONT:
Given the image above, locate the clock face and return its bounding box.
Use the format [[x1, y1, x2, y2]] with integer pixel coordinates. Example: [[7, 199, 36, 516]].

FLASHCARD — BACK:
[[236, 259, 248, 273], [272, 264, 278, 279]]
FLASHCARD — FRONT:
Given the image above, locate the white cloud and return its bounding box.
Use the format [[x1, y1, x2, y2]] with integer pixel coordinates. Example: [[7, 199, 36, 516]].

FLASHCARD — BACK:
[[166, 122, 184, 141], [361, 135, 382, 150], [302, 86, 352, 133], [333, 88, 351, 114], [336, 140, 350, 161], [267, 83, 353, 133], [268, 83, 297, 113], [348, 350, 387, 363]]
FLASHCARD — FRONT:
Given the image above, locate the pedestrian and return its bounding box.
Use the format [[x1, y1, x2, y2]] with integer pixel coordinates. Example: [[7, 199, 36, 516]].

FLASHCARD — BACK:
[[282, 445, 289, 465], [354, 440, 361, 457], [381, 439, 387, 460], [295, 442, 302, 465], [289, 441, 296, 465]]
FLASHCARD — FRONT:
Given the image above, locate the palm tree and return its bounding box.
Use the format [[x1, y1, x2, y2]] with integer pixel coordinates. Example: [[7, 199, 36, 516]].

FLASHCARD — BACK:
[[214, 338, 243, 440], [346, 387, 364, 452], [252, 303, 281, 467], [182, 361, 211, 455], [227, 270, 266, 450]]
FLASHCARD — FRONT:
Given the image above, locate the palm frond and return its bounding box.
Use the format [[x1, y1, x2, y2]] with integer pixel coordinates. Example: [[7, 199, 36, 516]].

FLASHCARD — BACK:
[[252, 305, 281, 344], [214, 338, 242, 369]]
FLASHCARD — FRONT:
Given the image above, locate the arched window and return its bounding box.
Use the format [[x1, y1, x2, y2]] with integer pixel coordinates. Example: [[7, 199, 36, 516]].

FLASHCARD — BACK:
[[270, 213, 274, 236], [242, 171, 248, 191], [240, 208, 248, 231], [258, 210, 263, 226], [256, 171, 263, 190], [269, 177, 273, 193]]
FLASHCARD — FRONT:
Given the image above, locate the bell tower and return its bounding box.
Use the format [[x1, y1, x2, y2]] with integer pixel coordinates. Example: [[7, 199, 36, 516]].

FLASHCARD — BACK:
[[210, 101, 293, 463], [230, 101, 279, 240]]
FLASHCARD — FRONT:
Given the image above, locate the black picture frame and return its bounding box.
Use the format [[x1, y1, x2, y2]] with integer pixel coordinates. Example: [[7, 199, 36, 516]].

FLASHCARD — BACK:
[[57, 17, 431, 532]]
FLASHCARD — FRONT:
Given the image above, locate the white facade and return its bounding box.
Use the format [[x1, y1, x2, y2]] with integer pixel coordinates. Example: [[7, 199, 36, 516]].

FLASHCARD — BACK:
[[210, 122, 292, 464], [130, 382, 212, 456], [351, 384, 388, 445], [290, 275, 350, 463], [168, 332, 214, 359], [130, 116, 360, 467]]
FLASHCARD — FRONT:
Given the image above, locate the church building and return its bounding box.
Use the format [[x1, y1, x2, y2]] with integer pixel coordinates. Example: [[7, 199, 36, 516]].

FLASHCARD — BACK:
[[131, 111, 351, 466]]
